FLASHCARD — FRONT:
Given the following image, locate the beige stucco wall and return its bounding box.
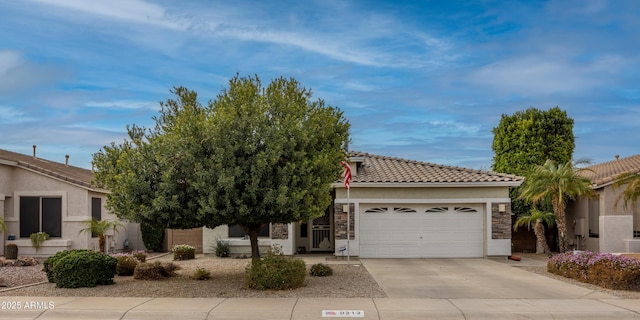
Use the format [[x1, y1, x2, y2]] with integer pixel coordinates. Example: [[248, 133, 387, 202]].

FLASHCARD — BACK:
[[567, 183, 638, 252], [0, 164, 125, 253]]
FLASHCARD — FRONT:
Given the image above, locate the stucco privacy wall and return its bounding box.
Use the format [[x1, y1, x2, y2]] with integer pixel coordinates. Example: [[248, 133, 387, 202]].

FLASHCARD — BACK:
[[599, 215, 633, 253], [333, 186, 513, 257]]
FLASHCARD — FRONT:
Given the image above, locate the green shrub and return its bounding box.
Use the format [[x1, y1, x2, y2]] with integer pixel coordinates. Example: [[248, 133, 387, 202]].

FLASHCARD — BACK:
[[133, 261, 179, 280], [245, 246, 306, 290], [50, 250, 117, 288], [43, 249, 93, 283], [114, 255, 139, 276], [548, 251, 640, 291], [214, 240, 230, 257], [192, 267, 211, 280], [173, 244, 195, 261], [310, 263, 333, 277], [140, 221, 164, 252]]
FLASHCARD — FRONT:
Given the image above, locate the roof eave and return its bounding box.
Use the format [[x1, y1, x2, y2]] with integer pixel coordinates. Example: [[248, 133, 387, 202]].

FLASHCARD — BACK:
[[16, 164, 106, 194], [332, 181, 523, 188]]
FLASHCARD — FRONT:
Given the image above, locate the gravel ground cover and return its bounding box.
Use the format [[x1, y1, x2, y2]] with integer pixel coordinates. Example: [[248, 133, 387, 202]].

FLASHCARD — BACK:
[[495, 253, 640, 299], [1, 253, 639, 299], [0, 254, 386, 298]]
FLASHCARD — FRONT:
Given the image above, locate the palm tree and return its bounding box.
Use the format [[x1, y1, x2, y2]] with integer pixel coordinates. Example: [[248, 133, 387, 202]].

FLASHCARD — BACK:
[[519, 159, 594, 253], [79, 219, 124, 253], [513, 209, 555, 254], [612, 171, 640, 210]]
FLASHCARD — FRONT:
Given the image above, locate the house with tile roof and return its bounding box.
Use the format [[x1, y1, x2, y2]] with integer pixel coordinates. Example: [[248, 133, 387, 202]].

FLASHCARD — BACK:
[[0, 147, 143, 256], [566, 154, 640, 253], [203, 152, 524, 258]]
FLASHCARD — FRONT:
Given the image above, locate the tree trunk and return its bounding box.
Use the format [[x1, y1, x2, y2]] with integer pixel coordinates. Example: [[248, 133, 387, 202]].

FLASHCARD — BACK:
[[533, 221, 551, 254], [99, 235, 106, 253], [243, 225, 261, 262], [552, 198, 567, 253]]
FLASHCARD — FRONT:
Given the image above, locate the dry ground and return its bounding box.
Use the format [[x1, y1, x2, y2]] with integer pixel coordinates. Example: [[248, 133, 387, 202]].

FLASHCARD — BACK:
[[0, 254, 386, 298], [1, 253, 639, 299]]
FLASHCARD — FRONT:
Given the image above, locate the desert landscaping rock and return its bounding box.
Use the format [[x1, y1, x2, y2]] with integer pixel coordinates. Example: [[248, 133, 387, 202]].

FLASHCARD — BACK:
[[0, 254, 386, 298]]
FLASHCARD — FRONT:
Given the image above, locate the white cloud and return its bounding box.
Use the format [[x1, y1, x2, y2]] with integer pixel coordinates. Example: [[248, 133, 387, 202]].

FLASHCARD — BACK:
[[85, 100, 158, 110], [29, 0, 188, 30], [467, 54, 625, 96], [0, 106, 35, 124], [0, 50, 65, 94]]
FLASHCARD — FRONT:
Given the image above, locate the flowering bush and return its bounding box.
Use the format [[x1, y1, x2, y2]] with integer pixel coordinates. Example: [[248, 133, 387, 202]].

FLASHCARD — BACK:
[[172, 244, 196, 261], [111, 250, 147, 262], [548, 251, 640, 290], [111, 251, 147, 276]]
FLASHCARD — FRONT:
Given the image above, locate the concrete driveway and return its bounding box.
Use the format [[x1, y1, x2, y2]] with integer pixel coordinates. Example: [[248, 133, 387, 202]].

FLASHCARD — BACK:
[[361, 258, 618, 299]]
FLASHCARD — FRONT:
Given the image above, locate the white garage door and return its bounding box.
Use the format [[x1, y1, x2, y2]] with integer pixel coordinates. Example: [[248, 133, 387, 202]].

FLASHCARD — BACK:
[[359, 205, 484, 258]]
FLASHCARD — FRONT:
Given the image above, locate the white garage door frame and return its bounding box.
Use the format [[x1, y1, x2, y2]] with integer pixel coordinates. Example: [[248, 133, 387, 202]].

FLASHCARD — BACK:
[[359, 203, 484, 258], [333, 198, 512, 258]]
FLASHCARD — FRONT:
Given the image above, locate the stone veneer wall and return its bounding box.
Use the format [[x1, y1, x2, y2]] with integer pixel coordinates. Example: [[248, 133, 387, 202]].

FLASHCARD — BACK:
[[334, 203, 355, 240], [271, 223, 289, 240], [492, 202, 512, 240]]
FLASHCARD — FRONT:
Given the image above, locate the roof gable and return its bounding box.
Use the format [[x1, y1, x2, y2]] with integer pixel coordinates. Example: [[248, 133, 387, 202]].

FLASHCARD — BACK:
[[348, 152, 523, 186], [582, 154, 640, 187], [0, 148, 96, 190]]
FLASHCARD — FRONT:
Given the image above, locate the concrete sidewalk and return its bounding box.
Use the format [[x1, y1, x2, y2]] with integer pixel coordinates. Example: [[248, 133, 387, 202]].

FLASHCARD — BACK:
[[1, 297, 639, 319]]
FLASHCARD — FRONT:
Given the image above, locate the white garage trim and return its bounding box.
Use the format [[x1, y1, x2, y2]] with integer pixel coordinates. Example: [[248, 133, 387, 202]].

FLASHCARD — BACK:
[[335, 198, 511, 204], [358, 204, 485, 258]]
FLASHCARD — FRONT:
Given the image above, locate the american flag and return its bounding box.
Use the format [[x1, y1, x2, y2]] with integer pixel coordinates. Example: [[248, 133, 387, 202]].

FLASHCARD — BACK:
[[341, 161, 352, 190]]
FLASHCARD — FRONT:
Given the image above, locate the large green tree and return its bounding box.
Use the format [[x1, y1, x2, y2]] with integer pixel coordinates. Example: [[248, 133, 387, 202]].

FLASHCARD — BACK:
[[492, 107, 575, 221], [93, 75, 350, 260], [518, 159, 594, 253]]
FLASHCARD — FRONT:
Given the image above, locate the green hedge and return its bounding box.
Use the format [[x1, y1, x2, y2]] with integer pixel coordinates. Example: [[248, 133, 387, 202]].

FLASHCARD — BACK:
[[44, 250, 117, 288], [141, 221, 165, 252], [245, 247, 306, 290]]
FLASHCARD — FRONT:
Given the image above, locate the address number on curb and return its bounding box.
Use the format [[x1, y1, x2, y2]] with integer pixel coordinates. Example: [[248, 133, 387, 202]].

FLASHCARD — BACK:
[[322, 310, 365, 317]]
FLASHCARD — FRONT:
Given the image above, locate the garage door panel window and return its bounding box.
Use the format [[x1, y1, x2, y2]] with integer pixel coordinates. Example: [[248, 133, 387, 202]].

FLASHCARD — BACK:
[[425, 207, 448, 213], [364, 207, 388, 213], [393, 207, 417, 213], [454, 207, 478, 213]]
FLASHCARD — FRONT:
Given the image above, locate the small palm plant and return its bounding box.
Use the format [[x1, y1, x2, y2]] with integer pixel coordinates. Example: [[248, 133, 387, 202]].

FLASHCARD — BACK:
[[519, 159, 594, 252], [612, 171, 640, 210], [79, 219, 124, 253], [513, 209, 555, 254]]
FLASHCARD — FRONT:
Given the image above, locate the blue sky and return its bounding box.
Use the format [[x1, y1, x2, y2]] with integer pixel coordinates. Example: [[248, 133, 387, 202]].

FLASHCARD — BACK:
[[0, 0, 638, 170]]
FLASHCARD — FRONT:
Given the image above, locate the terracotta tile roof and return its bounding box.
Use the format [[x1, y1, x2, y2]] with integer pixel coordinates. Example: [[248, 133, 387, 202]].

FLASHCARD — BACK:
[[0, 148, 96, 189], [348, 152, 523, 185], [581, 154, 640, 188]]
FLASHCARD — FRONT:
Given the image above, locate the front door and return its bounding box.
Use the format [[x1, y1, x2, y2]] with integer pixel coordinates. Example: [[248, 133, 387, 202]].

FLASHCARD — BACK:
[[310, 208, 333, 251]]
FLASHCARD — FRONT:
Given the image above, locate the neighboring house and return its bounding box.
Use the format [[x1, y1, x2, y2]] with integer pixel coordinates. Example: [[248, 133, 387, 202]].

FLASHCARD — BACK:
[[0, 147, 142, 257], [203, 152, 523, 258], [567, 154, 640, 253]]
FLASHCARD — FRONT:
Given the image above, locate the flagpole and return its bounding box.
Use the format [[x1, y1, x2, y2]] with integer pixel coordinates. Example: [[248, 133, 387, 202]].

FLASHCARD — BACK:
[[341, 161, 352, 265], [347, 186, 350, 265]]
